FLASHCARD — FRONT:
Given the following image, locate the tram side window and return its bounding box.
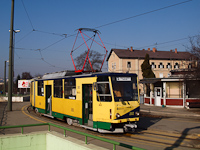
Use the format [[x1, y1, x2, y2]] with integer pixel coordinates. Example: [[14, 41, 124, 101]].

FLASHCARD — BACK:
[[38, 81, 44, 96], [97, 76, 109, 82], [54, 79, 63, 98], [64, 78, 76, 99], [97, 82, 112, 102], [132, 83, 138, 101]]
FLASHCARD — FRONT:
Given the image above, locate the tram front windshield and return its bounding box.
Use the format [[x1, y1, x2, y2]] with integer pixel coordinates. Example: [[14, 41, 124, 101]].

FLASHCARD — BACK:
[[111, 76, 138, 102]]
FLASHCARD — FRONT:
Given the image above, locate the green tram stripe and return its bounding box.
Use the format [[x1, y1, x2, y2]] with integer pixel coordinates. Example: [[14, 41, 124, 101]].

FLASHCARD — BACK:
[[36, 108, 112, 130]]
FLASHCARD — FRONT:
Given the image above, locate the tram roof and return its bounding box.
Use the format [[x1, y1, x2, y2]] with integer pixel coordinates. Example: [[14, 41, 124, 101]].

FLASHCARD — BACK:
[[34, 71, 137, 81]]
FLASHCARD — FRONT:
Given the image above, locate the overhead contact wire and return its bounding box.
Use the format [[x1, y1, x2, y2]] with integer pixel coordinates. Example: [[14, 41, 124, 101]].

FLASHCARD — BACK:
[[95, 0, 192, 28], [21, 0, 34, 30]]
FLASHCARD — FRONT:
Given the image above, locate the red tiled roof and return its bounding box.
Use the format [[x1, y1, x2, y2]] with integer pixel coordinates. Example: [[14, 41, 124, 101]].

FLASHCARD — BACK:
[[107, 49, 194, 61]]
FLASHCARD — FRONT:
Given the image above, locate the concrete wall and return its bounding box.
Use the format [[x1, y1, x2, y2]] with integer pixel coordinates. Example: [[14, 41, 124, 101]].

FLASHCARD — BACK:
[[0, 132, 46, 150], [0, 96, 29, 102], [0, 131, 107, 150]]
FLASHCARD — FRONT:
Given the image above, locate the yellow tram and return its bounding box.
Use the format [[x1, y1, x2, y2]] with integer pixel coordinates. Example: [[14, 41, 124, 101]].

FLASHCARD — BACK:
[[30, 71, 140, 133]]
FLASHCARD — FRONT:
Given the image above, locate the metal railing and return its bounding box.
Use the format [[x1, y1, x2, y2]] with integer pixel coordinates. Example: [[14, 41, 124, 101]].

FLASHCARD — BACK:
[[0, 123, 145, 150]]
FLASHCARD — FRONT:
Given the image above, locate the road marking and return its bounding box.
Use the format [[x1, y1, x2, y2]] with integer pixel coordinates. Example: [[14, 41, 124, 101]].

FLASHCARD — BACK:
[[21, 105, 46, 123], [107, 134, 183, 149], [141, 130, 198, 140], [21, 105, 195, 149], [98, 134, 165, 148], [163, 118, 200, 124], [126, 133, 188, 146], [21, 105, 157, 148]]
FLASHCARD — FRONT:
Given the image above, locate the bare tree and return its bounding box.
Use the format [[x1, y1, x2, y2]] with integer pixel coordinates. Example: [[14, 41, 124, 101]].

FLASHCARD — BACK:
[[14, 74, 21, 93], [75, 50, 103, 71], [185, 34, 200, 78], [34, 73, 43, 79], [21, 72, 33, 79]]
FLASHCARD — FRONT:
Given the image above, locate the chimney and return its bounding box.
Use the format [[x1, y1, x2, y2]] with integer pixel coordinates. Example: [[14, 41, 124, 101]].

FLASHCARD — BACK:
[[142, 49, 145, 51], [127, 48, 129, 50], [148, 48, 150, 51], [170, 50, 173, 52], [153, 47, 157, 53], [130, 46, 133, 52], [175, 48, 177, 54]]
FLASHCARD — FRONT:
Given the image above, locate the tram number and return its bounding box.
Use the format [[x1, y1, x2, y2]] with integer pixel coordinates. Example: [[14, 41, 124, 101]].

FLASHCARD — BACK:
[[129, 112, 134, 116], [116, 77, 131, 81]]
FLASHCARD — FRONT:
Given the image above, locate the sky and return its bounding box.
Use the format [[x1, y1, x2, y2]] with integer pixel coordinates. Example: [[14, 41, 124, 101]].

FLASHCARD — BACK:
[[0, 0, 200, 79]]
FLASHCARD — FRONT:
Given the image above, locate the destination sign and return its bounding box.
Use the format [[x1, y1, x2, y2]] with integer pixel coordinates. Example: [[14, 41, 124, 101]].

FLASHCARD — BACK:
[[116, 77, 131, 81]]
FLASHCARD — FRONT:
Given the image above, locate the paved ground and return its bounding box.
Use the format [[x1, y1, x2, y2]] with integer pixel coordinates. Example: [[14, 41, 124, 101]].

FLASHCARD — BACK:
[[140, 104, 200, 119], [0, 102, 7, 126], [1, 102, 200, 126], [0, 102, 200, 149]]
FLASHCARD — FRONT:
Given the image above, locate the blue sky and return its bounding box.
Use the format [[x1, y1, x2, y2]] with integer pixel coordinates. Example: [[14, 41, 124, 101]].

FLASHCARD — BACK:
[[0, 0, 200, 78]]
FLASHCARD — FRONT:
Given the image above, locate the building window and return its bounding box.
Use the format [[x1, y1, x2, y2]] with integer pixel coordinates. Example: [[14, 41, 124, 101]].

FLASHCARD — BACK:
[[151, 62, 156, 69], [174, 62, 179, 69], [188, 63, 192, 69], [64, 78, 76, 99], [127, 61, 131, 68], [38, 81, 44, 96], [54, 79, 63, 98], [112, 62, 116, 70], [159, 62, 164, 68], [159, 73, 163, 78], [166, 63, 172, 69]]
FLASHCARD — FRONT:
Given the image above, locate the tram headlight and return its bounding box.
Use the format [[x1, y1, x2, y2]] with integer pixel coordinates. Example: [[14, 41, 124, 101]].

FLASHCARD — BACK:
[[135, 111, 140, 116], [116, 113, 121, 118]]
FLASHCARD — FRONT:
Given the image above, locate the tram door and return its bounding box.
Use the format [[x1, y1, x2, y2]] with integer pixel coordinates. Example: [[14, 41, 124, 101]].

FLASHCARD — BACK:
[[45, 85, 52, 115], [82, 84, 93, 126]]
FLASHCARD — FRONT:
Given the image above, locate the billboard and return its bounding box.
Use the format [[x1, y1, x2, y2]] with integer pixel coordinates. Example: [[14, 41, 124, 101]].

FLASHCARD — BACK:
[[18, 80, 31, 88]]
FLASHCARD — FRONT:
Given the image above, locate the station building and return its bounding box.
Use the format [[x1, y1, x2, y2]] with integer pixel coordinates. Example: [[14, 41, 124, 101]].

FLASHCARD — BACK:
[[107, 47, 197, 92], [107, 47, 200, 108], [140, 75, 200, 108]]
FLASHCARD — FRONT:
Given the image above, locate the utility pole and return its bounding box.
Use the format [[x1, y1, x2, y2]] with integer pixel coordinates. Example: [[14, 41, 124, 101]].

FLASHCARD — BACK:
[[8, 0, 15, 111], [4, 61, 8, 95]]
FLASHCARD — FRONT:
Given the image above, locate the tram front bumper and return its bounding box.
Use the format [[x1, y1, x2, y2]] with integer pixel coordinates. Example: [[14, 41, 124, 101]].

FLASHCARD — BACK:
[[111, 117, 139, 123]]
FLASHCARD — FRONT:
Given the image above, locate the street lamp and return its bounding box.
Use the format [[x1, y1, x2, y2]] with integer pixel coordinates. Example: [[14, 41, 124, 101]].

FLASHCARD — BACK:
[[4, 61, 9, 95]]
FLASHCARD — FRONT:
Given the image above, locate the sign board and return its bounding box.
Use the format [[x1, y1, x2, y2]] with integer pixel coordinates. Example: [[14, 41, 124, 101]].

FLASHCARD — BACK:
[[116, 77, 131, 81], [18, 80, 31, 88]]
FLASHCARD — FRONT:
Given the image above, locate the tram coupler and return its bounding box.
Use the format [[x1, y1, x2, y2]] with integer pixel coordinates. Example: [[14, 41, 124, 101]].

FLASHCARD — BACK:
[[124, 123, 137, 132]]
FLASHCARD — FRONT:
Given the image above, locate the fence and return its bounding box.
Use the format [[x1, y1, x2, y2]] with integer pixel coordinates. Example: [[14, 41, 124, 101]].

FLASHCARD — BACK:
[[0, 123, 145, 150]]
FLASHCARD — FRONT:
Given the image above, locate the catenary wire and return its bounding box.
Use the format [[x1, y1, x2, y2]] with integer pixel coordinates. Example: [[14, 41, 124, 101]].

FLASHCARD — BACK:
[[95, 0, 192, 28], [16, 0, 194, 70], [18, 0, 193, 51], [16, 30, 34, 44], [135, 35, 197, 50], [21, 0, 34, 30]]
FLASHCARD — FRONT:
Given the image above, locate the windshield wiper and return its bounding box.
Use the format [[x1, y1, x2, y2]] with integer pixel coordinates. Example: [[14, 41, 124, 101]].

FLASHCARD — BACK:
[[119, 98, 126, 105]]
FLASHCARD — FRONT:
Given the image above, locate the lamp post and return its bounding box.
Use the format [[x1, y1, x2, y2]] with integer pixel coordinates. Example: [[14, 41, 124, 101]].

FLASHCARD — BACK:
[[8, 0, 14, 111], [4, 61, 9, 95], [9, 29, 20, 81]]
